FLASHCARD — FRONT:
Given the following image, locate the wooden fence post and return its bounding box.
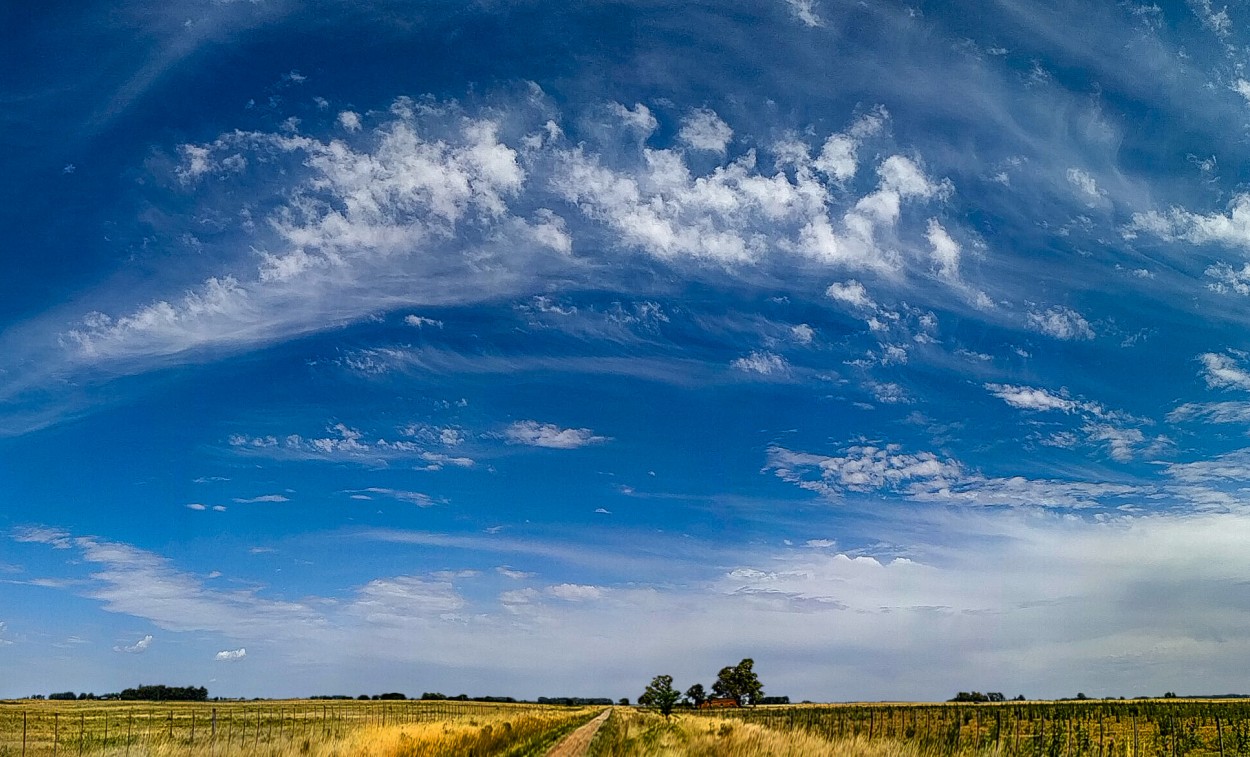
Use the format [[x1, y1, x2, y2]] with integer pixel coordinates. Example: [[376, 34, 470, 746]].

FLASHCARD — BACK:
[[21, 711, 26, 757]]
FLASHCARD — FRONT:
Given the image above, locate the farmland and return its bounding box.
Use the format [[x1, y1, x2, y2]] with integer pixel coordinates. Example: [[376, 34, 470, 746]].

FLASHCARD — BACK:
[[7, 698, 1250, 755], [589, 700, 1250, 756], [0, 699, 600, 756]]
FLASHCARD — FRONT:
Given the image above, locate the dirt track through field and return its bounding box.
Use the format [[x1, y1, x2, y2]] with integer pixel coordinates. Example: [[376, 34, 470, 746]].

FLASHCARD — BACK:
[[545, 708, 611, 757]]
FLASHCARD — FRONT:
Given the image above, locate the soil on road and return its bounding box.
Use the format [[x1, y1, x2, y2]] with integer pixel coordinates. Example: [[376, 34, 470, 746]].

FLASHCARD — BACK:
[[545, 708, 612, 757]]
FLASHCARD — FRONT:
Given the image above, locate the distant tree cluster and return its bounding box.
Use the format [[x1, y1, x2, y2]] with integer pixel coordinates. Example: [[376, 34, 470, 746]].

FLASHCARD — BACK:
[[639, 658, 770, 718], [118, 685, 208, 702], [45, 685, 208, 702], [537, 697, 614, 706], [950, 692, 1006, 703], [420, 693, 521, 703]]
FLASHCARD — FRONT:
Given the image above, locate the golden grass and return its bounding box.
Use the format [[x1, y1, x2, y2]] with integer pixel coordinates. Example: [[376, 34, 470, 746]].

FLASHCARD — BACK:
[[0, 700, 600, 757]]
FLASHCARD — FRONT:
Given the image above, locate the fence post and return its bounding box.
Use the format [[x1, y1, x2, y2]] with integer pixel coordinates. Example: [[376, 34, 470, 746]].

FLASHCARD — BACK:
[[127, 712, 132, 757], [53, 712, 59, 756], [1217, 715, 1226, 757], [78, 712, 84, 756], [21, 711, 26, 757], [212, 707, 217, 739]]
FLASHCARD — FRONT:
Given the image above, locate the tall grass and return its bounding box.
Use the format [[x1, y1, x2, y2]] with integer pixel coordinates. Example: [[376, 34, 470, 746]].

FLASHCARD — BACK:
[[0, 700, 600, 757]]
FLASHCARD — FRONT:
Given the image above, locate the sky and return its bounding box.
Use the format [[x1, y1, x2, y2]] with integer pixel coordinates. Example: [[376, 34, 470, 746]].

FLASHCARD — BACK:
[[8, 0, 1250, 703]]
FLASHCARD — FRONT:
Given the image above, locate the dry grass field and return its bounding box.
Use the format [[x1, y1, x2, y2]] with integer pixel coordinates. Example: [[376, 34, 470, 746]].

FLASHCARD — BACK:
[[586, 700, 1250, 756], [8, 698, 1250, 756], [0, 699, 600, 757]]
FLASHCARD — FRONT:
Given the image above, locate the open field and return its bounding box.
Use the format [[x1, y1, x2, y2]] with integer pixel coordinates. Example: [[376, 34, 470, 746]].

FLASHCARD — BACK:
[[10, 699, 1250, 756], [587, 700, 1250, 756], [0, 699, 601, 757]]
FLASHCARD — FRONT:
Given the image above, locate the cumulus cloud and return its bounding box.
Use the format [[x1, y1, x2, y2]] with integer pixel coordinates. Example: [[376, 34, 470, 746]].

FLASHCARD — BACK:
[[215, 648, 247, 661], [1027, 305, 1095, 340], [1200, 352, 1250, 390], [1066, 168, 1105, 205], [608, 102, 658, 137], [503, 421, 606, 449], [114, 634, 153, 654], [1127, 194, 1250, 250], [677, 108, 733, 153], [826, 280, 877, 310], [337, 110, 362, 132], [925, 219, 960, 279], [985, 383, 1077, 412], [782, 0, 824, 27], [404, 315, 443, 328], [731, 351, 789, 376]]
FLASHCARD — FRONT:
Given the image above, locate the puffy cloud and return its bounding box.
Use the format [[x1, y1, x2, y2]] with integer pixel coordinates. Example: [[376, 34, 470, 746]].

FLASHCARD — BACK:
[[1127, 194, 1250, 250], [114, 634, 153, 654], [782, 0, 823, 27], [790, 323, 815, 344], [608, 102, 658, 137], [503, 421, 606, 449], [925, 219, 960, 279], [731, 351, 789, 376], [337, 110, 362, 132], [215, 648, 246, 661], [404, 315, 443, 328], [677, 108, 733, 154], [985, 383, 1077, 412], [1201, 352, 1250, 390], [825, 280, 877, 310], [1066, 168, 1105, 205], [1027, 305, 1094, 340]]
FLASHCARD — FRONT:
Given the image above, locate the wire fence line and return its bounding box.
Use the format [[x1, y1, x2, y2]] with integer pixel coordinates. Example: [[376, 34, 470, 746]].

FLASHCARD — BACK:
[[0, 700, 562, 756]]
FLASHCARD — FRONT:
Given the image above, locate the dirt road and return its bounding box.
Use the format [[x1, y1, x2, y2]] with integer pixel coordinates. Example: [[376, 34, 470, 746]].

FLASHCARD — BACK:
[[544, 708, 612, 757]]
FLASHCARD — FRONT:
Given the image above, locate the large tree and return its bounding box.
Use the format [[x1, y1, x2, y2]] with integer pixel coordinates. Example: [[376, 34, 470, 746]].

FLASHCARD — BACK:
[[685, 682, 707, 708], [639, 674, 682, 718], [712, 658, 764, 706]]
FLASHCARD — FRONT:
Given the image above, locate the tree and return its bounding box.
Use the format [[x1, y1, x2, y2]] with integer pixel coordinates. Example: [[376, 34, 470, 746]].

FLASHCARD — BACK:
[[639, 675, 681, 718], [712, 658, 764, 706], [685, 683, 707, 708]]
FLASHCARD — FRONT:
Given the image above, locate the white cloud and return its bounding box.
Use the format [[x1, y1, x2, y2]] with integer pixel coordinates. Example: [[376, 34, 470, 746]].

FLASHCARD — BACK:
[[1200, 352, 1250, 390], [608, 102, 658, 137], [215, 648, 247, 661], [826, 280, 877, 310], [353, 576, 465, 623], [790, 323, 815, 344], [924, 219, 960, 279], [232, 494, 289, 504], [547, 583, 604, 601], [985, 383, 1077, 412], [1190, 0, 1231, 36], [782, 0, 824, 27], [1027, 305, 1095, 340], [353, 488, 435, 507], [337, 110, 362, 132], [766, 444, 1147, 508], [1234, 79, 1250, 105], [1066, 168, 1105, 205], [1127, 194, 1250, 250], [114, 634, 153, 654], [1168, 401, 1250, 423], [677, 108, 733, 154], [731, 351, 789, 376], [503, 420, 606, 449], [185, 503, 207, 511], [404, 315, 443, 328]]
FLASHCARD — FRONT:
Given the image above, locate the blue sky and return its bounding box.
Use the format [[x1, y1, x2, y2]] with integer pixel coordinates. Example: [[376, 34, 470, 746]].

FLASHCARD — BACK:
[[8, 0, 1250, 702]]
